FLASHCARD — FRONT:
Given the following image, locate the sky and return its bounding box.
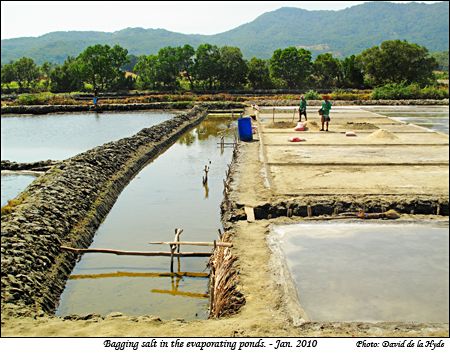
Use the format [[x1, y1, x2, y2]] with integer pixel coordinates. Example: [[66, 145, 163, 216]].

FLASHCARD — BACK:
[[1, 1, 443, 40]]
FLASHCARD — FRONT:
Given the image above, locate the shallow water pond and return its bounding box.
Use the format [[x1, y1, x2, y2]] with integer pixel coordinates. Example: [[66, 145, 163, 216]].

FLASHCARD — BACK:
[[1, 111, 175, 162], [1, 173, 37, 206], [56, 116, 237, 319], [270, 221, 449, 323], [1, 111, 175, 208], [364, 106, 449, 134]]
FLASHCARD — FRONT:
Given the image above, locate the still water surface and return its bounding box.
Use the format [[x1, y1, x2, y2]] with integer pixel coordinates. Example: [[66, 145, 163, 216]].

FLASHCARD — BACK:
[[271, 221, 449, 323], [1, 173, 37, 206], [56, 116, 236, 319], [1, 111, 175, 206], [363, 106, 449, 134], [1, 111, 175, 162]]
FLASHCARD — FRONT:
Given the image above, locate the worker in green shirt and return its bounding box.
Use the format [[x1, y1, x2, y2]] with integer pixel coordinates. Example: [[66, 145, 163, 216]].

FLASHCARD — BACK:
[[320, 95, 332, 131], [299, 95, 307, 122]]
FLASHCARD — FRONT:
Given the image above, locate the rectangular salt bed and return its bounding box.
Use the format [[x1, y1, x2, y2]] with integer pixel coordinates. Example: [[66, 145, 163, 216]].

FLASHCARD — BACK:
[[270, 221, 449, 323]]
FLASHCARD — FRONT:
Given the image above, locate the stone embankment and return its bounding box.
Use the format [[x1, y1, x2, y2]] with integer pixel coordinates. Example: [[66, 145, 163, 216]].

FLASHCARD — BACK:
[[1, 104, 238, 319], [1, 101, 245, 115], [1, 160, 59, 172]]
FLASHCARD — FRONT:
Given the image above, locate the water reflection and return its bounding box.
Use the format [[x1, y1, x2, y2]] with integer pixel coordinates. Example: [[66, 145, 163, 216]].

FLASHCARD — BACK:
[[179, 117, 237, 146], [364, 106, 449, 134], [1, 111, 175, 162], [1, 173, 37, 206], [56, 116, 237, 319], [271, 221, 449, 323]]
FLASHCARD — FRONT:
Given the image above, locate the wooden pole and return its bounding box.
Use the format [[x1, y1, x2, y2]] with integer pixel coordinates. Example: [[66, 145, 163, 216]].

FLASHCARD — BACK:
[[170, 246, 175, 272], [151, 289, 208, 299], [60, 246, 211, 257], [272, 107, 275, 122], [172, 228, 183, 272], [174, 228, 183, 253]]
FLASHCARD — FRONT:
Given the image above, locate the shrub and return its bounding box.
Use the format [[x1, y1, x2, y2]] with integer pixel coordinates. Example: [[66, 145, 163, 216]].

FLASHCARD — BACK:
[[304, 90, 321, 100], [372, 82, 449, 99], [15, 92, 77, 105], [331, 89, 364, 100], [16, 92, 53, 105], [419, 85, 449, 99]]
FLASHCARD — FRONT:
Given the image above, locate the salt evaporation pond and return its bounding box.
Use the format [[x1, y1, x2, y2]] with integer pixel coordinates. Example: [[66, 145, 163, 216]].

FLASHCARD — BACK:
[[1, 173, 36, 207], [364, 105, 449, 134], [56, 116, 236, 320], [1, 111, 175, 162], [270, 221, 449, 323], [1, 111, 175, 206]]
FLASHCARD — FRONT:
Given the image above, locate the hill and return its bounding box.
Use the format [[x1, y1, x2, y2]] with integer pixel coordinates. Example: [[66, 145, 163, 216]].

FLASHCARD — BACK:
[[1, 1, 448, 64]]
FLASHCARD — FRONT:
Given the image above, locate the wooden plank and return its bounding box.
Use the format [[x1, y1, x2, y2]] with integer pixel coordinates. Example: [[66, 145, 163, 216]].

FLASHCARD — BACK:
[[151, 289, 208, 299], [69, 271, 209, 280], [61, 246, 212, 257], [244, 206, 255, 222], [148, 241, 232, 247]]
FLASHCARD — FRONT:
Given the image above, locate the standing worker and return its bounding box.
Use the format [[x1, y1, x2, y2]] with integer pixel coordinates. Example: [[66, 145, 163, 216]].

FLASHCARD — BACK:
[[320, 95, 332, 131], [299, 95, 307, 122], [93, 90, 99, 107]]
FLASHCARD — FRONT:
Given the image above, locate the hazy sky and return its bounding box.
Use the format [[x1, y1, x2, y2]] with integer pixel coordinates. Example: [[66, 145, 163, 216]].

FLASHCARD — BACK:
[[1, 1, 442, 40]]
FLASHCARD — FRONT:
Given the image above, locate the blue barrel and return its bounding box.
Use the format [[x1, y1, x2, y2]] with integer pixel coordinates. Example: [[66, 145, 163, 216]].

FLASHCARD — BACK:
[[238, 117, 253, 142]]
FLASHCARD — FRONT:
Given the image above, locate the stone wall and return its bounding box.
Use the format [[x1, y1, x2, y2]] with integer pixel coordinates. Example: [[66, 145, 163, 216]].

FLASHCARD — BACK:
[[0, 105, 221, 318], [1, 160, 59, 172], [1, 102, 246, 115]]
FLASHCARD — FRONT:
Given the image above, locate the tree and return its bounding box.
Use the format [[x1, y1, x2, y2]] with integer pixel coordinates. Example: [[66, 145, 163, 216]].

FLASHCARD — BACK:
[[40, 61, 55, 90], [155, 46, 184, 90], [77, 44, 129, 92], [133, 45, 195, 91], [358, 40, 438, 86], [269, 47, 312, 89], [313, 53, 341, 88], [134, 54, 159, 90], [1, 62, 16, 89], [247, 57, 272, 89], [217, 46, 248, 89], [49, 57, 84, 92], [177, 44, 195, 90], [8, 57, 40, 91], [340, 55, 364, 88], [192, 44, 221, 90], [122, 54, 139, 72]]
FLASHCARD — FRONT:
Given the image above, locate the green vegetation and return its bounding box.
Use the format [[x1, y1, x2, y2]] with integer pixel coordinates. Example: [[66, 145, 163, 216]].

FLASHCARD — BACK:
[[15, 92, 77, 105], [431, 51, 449, 71], [358, 40, 438, 86], [371, 83, 448, 100], [1, 39, 446, 100], [77, 44, 130, 93], [435, 71, 449, 80], [1, 193, 28, 216], [269, 47, 312, 89], [304, 90, 321, 100]]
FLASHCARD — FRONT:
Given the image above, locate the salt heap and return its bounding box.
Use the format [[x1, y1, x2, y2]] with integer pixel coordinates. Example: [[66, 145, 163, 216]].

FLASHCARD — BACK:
[[365, 129, 400, 141]]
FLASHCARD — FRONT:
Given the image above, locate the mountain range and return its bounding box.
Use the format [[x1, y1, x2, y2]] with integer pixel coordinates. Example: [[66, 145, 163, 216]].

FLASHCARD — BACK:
[[1, 1, 449, 65]]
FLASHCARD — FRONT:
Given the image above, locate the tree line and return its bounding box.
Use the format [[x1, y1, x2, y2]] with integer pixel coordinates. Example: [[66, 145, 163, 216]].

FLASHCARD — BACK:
[[1, 40, 441, 93]]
